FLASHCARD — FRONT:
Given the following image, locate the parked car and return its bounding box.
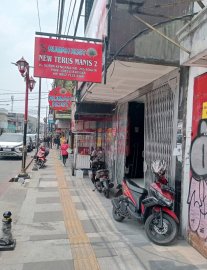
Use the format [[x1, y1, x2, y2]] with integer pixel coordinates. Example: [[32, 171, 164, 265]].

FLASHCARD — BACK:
[[0, 133, 24, 158]]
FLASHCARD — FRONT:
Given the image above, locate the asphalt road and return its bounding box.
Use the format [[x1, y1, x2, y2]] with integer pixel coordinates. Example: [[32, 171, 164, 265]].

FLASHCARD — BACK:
[[0, 153, 33, 197], [0, 157, 22, 181]]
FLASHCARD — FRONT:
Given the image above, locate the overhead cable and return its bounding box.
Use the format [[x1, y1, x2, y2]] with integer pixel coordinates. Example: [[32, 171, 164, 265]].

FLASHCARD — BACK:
[[36, 0, 42, 31], [56, 0, 61, 34], [67, 0, 77, 35], [74, 0, 84, 36], [64, 0, 73, 35], [58, 0, 66, 34]]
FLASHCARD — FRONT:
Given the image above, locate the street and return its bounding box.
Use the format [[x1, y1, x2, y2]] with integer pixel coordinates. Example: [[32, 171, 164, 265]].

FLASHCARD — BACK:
[[0, 153, 33, 197], [0, 157, 21, 182]]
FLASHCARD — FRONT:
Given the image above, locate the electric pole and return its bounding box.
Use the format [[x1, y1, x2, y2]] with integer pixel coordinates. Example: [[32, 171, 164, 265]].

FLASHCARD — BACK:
[[11, 96, 14, 112]]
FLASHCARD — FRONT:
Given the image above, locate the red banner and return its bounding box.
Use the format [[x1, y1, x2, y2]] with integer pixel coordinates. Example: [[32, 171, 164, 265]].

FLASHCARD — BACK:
[[48, 87, 73, 111], [34, 37, 102, 82]]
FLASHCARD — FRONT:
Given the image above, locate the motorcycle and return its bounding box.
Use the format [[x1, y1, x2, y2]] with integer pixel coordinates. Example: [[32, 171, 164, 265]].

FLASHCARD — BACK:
[[91, 159, 114, 198], [111, 160, 178, 245], [36, 146, 49, 169]]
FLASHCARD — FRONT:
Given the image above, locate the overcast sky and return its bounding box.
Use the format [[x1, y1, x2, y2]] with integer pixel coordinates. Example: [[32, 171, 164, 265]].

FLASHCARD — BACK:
[[0, 0, 84, 121]]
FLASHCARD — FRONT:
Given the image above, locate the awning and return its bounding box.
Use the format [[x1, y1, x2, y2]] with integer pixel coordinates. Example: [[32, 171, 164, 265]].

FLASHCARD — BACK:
[[81, 60, 177, 104]]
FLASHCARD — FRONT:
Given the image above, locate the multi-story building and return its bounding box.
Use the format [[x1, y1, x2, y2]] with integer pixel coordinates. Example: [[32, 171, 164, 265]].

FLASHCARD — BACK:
[[7, 113, 37, 133]]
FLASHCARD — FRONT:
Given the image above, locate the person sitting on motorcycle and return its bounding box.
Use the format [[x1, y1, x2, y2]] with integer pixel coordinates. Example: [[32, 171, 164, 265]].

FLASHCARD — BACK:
[[36, 145, 46, 161], [90, 147, 97, 161], [97, 147, 104, 162]]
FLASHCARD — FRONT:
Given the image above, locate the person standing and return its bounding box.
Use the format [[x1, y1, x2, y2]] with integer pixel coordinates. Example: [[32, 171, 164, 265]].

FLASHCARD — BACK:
[[60, 134, 66, 146], [56, 136, 60, 149], [60, 140, 69, 166]]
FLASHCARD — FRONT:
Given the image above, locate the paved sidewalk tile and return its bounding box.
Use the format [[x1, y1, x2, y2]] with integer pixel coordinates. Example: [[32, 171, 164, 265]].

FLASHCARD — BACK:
[[1, 149, 205, 270]]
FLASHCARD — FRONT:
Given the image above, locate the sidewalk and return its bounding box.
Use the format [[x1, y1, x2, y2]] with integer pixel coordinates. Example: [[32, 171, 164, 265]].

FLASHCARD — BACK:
[[0, 149, 206, 270]]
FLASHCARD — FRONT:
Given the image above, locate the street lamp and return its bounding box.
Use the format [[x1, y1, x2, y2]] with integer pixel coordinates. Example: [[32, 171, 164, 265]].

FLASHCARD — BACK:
[[16, 57, 36, 178]]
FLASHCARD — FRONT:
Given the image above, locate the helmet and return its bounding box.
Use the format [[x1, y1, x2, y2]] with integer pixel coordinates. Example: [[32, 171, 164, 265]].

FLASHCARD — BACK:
[[3, 211, 12, 218], [151, 160, 166, 176], [40, 145, 45, 151]]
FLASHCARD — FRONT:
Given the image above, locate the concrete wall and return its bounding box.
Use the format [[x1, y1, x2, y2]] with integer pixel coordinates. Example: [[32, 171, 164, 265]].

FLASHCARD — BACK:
[[182, 67, 207, 258], [178, 7, 207, 65], [135, 20, 188, 65]]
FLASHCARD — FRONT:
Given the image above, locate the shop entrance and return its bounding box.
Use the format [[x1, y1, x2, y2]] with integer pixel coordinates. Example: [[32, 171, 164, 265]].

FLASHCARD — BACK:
[[126, 102, 144, 180]]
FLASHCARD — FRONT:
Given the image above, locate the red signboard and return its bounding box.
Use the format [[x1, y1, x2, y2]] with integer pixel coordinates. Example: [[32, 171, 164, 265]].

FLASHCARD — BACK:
[[34, 37, 103, 82], [192, 73, 207, 140], [48, 87, 73, 111]]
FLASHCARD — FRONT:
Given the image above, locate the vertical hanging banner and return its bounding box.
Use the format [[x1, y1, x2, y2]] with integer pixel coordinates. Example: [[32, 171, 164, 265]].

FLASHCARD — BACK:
[[34, 37, 103, 83]]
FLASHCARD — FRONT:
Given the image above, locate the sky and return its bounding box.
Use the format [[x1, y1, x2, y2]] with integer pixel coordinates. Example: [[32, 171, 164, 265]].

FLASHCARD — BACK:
[[0, 0, 84, 121]]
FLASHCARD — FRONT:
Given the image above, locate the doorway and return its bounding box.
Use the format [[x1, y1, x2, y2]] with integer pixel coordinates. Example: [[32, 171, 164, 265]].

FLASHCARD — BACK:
[[126, 102, 144, 180]]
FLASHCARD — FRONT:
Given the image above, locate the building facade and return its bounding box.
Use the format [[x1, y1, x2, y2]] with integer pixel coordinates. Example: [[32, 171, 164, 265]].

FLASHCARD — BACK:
[[177, 4, 207, 259], [7, 113, 37, 133], [0, 108, 8, 134], [72, 0, 195, 232]]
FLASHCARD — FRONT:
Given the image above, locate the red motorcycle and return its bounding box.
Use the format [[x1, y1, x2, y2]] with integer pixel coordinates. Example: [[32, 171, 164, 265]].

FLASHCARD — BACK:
[[112, 160, 178, 245], [36, 146, 49, 168]]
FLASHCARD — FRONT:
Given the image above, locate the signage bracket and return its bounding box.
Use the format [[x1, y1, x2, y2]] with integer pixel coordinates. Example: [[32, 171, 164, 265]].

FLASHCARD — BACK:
[[35, 32, 103, 44]]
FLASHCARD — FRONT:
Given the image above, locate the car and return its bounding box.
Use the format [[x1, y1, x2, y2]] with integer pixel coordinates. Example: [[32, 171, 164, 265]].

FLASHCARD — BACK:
[[0, 133, 24, 158], [27, 133, 37, 149]]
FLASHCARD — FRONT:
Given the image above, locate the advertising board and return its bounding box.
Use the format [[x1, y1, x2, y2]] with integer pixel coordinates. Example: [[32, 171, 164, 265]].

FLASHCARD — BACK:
[[34, 37, 102, 83]]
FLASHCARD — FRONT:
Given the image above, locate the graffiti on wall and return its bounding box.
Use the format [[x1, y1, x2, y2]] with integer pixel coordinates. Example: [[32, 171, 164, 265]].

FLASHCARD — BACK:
[[188, 73, 207, 242], [188, 119, 207, 240]]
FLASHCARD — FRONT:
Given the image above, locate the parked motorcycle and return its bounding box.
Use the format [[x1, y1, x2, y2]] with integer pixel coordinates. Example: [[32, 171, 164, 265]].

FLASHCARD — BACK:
[[36, 146, 49, 169], [91, 159, 114, 198], [111, 160, 178, 245]]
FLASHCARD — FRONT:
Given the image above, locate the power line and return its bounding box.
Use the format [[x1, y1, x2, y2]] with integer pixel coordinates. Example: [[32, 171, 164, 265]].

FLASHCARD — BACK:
[[36, 0, 42, 31], [58, 0, 66, 34], [0, 91, 49, 95], [64, 0, 73, 35], [74, 0, 84, 36], [67, 0, 77, 35], [56, 0, 61, 34], [0, 96, 48, 102]]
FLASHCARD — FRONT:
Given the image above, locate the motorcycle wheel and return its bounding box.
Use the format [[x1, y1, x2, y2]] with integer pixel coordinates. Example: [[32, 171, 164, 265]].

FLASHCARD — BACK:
[[112, 205, 125, 222], [104, 188, 109, 198], [39, 161, 44, 169], [145, 213, 178, 245], [95, 181, 102, 192]]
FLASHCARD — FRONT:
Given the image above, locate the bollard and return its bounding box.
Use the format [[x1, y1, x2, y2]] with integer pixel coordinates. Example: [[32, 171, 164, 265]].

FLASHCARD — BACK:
[[0, 211, 16, 250]]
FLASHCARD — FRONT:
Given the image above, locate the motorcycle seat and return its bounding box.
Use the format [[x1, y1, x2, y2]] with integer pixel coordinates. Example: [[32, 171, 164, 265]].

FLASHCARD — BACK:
[[126, 178, 148, 194], [96, 169, 109, 173]]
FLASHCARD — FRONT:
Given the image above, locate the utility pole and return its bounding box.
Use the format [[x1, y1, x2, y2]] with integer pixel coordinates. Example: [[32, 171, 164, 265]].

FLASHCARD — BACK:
[[45, 106, 48, 137], [36, 78, 41, 150], [11, 96, 14, 112]]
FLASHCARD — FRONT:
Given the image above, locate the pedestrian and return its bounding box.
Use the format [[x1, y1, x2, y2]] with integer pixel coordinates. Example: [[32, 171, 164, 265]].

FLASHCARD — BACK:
[[60, 134, 66, 146], [60, 140, 69, 166], [56, 136, 60, 149]]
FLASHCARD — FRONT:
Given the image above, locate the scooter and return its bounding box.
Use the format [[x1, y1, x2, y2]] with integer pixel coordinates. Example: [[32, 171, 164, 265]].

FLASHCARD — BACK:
[[94, 168, 114, 198], [36, 146, 49, 168], [90, 159, 114, 198], [111, 160, 178, 245]]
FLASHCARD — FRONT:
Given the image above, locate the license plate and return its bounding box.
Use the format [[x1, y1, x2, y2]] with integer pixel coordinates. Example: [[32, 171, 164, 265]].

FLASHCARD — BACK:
[[3, 148, 11, 152]]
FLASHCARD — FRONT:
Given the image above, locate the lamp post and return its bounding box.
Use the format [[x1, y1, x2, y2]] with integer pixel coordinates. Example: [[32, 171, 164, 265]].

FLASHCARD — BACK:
[[16, 57, 36, 178]]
